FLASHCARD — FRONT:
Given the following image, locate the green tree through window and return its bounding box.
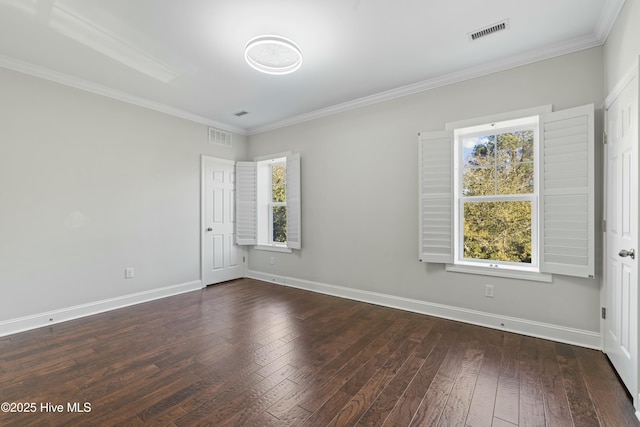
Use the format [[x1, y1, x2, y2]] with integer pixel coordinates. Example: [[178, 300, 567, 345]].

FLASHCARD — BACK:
[[461, 130, 534, 263], [271, 165, 286, 243]]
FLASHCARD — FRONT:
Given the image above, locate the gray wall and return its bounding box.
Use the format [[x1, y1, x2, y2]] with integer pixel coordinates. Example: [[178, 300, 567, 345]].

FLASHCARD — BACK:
[[0, 67, 248, 321], [248, 48, 605, 333]]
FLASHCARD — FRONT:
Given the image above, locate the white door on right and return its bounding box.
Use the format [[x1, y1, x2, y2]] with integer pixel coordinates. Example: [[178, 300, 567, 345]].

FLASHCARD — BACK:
[[604, 69, 638, 409]]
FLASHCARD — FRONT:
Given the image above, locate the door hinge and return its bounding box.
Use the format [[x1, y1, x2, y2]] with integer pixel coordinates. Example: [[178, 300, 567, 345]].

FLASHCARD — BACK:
[[243, 256, 246, 263], [602, 219, 606, 232], [602, 131, 607, 145], [601, 307, 606, 319]]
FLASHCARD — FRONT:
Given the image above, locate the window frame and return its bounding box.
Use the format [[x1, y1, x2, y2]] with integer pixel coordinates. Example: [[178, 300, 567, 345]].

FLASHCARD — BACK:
[[453, 116, 541, 273], [268, 160, 287, 247]]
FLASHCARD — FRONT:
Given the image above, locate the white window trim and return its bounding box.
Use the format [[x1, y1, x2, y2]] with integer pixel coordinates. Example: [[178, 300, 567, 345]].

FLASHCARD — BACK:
[[453, 115, 541, 275], [444, 105, 552, 132], [254, 151, 292, 161], [445, 263, 552, 282], [253, 245, 292, 253], [268, 160, 287, 246], [447, 107, 549, 281]]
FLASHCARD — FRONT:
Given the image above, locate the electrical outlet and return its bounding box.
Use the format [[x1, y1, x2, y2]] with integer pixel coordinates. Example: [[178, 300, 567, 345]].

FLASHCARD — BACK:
[[270, 256, 275, 265], [485, 284, 495, 298], [125, 267, 134, 279]]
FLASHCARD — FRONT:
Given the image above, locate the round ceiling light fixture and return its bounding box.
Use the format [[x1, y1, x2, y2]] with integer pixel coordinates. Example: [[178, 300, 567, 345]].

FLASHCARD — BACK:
[[244, 35, 303, 75]]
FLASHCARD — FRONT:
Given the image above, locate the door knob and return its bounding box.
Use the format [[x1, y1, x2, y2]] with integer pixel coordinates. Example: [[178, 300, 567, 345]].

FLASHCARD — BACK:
[[206, 227, 213, 232], [618, 249, 636, 259]]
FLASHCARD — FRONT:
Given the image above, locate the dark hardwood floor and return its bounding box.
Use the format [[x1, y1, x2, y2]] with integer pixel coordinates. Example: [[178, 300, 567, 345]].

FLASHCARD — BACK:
[[0, 278, 637, 426]]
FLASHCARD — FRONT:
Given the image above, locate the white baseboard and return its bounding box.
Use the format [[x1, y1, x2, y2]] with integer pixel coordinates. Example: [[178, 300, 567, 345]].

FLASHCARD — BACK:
[[248, 270, 601, 350], [0, 280, 202, 338], [2, 273, 602, 350]]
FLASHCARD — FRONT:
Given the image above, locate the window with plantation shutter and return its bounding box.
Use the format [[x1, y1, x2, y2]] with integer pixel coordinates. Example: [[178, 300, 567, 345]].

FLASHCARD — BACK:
[[419, 104, 594, 279], [236, 153, 301, 250]]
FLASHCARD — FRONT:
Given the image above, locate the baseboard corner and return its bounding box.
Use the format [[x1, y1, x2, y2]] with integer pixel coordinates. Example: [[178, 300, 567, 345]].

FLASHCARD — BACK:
[[247, 270, 601, 350], [0, 280, 202, 338]]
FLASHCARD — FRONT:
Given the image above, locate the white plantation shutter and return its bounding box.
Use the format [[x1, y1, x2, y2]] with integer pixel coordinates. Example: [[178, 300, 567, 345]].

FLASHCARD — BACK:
[[235, 161, 257, 245], [540, 104, 594, 277], [419, 130, 454, 263], [286, 153, 301, 249]]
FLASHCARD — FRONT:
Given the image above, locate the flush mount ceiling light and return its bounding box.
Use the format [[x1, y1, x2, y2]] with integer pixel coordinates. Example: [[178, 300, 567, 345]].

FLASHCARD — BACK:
[[244, 35, 303, 75]]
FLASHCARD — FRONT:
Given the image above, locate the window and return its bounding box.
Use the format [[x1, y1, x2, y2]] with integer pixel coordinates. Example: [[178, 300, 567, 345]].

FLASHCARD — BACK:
[[257, 157, 287, 247], [419, 104, 594, 280], [270, 162, 287, 244], [455, 117, 539, 271], [236, 153, 301, 250]]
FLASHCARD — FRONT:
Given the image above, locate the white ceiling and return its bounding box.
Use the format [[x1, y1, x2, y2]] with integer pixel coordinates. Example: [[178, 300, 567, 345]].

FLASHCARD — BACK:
[[0, 0, 626, 135]]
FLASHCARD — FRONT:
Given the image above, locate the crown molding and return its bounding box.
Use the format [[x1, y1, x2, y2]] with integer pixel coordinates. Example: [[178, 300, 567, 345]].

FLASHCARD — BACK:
[[1, 0, 625, 139], [0, 54, 248, 136], [247, 1, 626, 135], [247, 33, 604, 135]]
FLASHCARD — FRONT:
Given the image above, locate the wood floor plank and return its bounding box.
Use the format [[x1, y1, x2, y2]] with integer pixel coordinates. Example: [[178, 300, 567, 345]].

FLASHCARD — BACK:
[[437, 332, 485, 427], [356, 351, 427, 426], [301, 389, 353, 426], [339, 317, 413, 396], [465, 373, 499, 427], [265, 317, 394, 422], [517, 336, 546, 427], [538, 339, 574, 427], [494, 333, 521, 425], [410, 371, 454, 426], [170, 363, 265, 424], [213, 378, 300, 426], [296, 325, 396, 415], [350, 318, 438, 425], [492, 417, 518, 427], [182, 364, 296, 426], [383, 322, 459, 426], [0, 278, 636, 427], [464, 328, 504, 427], [573, 346, 640, 427], [555, 342, 600, 427], [327, 336, 423, 426]]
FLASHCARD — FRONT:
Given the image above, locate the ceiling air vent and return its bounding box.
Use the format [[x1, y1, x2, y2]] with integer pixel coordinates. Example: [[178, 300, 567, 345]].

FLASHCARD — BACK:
[[234, 110, 249, 117], [208, 127, 232, 147], [468, 19, 509, 41]]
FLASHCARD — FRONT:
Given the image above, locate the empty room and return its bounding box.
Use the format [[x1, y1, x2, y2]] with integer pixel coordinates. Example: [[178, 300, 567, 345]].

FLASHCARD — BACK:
[[1, 0, 639, 425]]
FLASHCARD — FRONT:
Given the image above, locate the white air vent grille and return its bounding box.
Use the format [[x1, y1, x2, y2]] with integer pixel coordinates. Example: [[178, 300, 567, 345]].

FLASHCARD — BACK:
[[208, 127, 232, 147], [468, 19, 509, 41]]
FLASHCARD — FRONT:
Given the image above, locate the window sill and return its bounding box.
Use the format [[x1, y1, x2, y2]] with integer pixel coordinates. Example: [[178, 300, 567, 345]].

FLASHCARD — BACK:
[[445, 263, 552, 283], [253, 245, 292, 254]]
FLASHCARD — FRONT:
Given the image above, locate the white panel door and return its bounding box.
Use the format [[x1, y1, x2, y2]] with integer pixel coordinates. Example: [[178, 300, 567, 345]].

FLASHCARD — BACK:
[[604, 71, 638, 408], [202, 156, 245, 285]]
